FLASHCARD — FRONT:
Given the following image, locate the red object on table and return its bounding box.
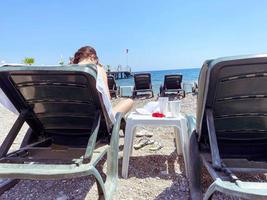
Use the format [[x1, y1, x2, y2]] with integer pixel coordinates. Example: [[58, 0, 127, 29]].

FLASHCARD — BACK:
[[152, 112, 165, 118]]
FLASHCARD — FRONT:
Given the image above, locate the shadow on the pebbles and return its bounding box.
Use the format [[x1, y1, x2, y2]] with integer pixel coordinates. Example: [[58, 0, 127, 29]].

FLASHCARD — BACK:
[[160, 93, 185, 101], [153, 163, 267, 200], [1, 158, 107, 200], [118, 150, 186, 179], [153, 155, 190, 199], [118, 151, 191, 199], [154, 176, 190, 200], [133, 94, 154, 100]]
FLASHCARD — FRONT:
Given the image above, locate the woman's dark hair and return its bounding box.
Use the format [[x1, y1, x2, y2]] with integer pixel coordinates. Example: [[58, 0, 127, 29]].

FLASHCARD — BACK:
[[73, 46, 99, 64]]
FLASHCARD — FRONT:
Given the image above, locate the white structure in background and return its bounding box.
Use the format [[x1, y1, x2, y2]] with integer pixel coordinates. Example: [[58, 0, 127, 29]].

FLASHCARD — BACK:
[[0, 60, 5, 67], [0, 63, 25, 67], [125, 48, 129, 67]]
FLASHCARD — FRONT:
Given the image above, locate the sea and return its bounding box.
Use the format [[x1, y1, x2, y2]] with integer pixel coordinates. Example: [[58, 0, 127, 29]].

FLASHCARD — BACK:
[[116, 68, 201, 95]]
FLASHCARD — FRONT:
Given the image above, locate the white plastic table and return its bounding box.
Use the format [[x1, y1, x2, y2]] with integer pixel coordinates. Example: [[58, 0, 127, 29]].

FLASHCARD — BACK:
[[119, 86, 134, 97], [122, 112, 187, 178]]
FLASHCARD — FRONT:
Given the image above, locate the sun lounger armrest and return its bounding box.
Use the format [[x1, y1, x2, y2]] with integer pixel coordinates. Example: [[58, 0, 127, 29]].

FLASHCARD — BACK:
[[83, 111, 101, 162], [106, 112, 124, 181], [185, 115, 196, 137], [206, 109, 222, 169], [183, 115, 197, 158], [111, 112, 124, 148]]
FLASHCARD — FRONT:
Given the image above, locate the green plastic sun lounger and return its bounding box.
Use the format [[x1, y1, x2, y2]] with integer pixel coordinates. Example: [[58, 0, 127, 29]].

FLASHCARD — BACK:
[[132, 73, 154, 98], [192, 82, 198, 94], [159, 74, 185, 98], [183, 55, 267, 200], [107, 75, 119, 98], [0, 64, 123, 200]]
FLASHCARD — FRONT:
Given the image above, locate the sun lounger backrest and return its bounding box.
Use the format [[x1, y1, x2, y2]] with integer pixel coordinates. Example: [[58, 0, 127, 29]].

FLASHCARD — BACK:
[[164, 74, 182, 89], [134, 73, 152, 90], [107, 75, 116, 90], [197, 55, 267, 159], [0, 65, 112, 144]]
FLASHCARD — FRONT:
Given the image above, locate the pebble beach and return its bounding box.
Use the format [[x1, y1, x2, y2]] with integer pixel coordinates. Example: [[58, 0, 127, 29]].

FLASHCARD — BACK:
[[0, 94, 266, 200]]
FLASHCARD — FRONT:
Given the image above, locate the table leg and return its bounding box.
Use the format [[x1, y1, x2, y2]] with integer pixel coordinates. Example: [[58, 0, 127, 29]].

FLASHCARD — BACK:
[[180, 117, 188, 154], [174, 126, 182, 155], [129, 126, 137, 156], [179, 116, 189, 177], [122, 122, 135, 179]]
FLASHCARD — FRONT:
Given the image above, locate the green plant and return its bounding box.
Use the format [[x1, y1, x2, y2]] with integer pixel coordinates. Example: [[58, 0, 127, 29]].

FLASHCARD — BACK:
[[59, 61, 64, 65], [23, 57, 35, 65], [59, 55, 64, 66]]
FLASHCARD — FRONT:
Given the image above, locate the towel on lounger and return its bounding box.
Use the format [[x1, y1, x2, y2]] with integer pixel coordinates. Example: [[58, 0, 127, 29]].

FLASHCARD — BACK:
[[0, 88, 18, 114], [96, 66, 116, 123]]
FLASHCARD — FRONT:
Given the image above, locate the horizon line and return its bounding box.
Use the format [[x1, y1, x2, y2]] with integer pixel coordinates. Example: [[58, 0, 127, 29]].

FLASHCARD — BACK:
[[133, 66, 201, 72]]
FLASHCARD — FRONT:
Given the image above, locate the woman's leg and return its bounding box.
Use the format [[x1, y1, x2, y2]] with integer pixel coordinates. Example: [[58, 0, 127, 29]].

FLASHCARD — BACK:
[[113, 98, 134, 115]]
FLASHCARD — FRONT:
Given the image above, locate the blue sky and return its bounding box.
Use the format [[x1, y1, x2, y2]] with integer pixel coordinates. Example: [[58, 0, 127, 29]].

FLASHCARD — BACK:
[[1, 1, 267, 71]]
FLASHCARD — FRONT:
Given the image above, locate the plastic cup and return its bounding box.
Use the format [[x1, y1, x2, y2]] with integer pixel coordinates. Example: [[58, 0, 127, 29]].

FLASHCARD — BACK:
[[169, 100, 181, 117], [158, 97, 169, 115]]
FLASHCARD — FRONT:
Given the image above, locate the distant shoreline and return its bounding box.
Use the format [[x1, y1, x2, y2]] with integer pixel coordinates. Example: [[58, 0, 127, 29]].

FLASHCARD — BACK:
[[133, 66, 201, 73]]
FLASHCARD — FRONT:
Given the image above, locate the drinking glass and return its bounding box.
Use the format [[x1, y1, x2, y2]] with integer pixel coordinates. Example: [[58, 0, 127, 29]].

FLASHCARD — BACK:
[[158, 97, 169, 114], [169, 100, 181, 117]]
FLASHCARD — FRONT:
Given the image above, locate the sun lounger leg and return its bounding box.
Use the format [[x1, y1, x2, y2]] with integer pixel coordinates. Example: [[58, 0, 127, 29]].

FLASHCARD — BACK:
[[159, 85, 163, 97], [183, 115, 196, 177], [174, 126, 183, 156], [104, 112, 122, 198], [0, 179, 19, 195], [132, 90, 136, 98], [182, 90, 185, 98], [91, 167, 106, 200], [188, 131, 202, 200], [203, 181, 217, 200], [96, 181, 105, 200], [0, 111, 26, 157], [122, 120, 135, 178]]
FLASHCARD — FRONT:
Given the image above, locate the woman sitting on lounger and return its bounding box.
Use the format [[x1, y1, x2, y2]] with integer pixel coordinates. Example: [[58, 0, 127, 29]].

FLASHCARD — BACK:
[[73, 46, 133, 122]]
